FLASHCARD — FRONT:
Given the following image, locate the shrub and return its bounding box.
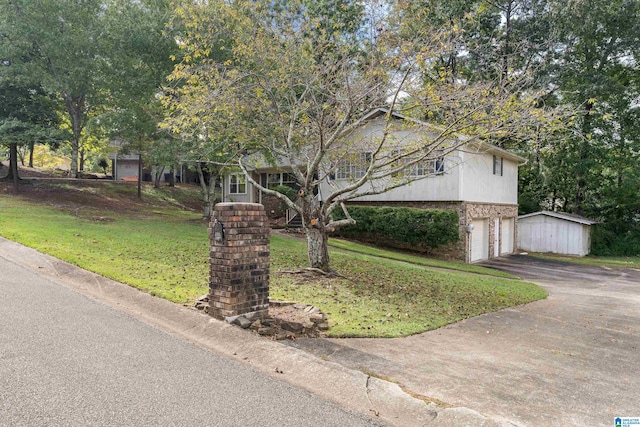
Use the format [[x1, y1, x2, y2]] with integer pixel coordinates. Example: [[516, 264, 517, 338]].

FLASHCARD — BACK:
[[591, 225, 640, 256], [333, 206, 459, 251]]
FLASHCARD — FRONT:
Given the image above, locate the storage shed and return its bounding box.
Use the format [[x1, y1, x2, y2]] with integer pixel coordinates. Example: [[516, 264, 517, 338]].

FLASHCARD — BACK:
[[517, 211, 598, 256]]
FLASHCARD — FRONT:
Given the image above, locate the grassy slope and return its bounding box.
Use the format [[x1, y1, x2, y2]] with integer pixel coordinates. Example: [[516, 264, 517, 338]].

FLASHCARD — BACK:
[[328, 238, 519, 279], [0, 181, 547, 337]]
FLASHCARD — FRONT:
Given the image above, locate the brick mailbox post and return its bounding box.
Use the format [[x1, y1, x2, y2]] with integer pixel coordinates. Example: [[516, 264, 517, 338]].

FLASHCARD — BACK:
[[208, 203, 270, 321]]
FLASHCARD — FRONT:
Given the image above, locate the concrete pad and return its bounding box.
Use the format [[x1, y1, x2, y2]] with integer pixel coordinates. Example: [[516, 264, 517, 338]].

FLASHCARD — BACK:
[[289, 255, 640, 425]]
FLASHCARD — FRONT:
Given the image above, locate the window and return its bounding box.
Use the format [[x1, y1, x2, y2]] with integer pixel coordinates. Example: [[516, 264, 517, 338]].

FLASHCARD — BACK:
[[229, 173, 246, 194], [261, 172, 297, 189], [493, 155, 503, 176], [398, 150, 445, 177], [266, 173, 281, 189], [336, 152, 371, 179]]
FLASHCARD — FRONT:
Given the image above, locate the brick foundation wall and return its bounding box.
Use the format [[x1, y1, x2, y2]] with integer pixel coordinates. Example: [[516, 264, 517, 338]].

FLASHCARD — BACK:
[[345, 201, 518, 263], [208, 203, 270, 320]]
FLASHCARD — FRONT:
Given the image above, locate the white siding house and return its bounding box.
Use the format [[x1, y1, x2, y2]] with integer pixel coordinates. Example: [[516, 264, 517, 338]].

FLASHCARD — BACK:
[[518, 211, 598, 257], [223, 108, 527, 263]]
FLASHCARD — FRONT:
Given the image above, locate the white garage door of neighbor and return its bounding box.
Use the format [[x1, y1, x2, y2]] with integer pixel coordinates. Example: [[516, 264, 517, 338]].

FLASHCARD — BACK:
[[501, 218, 515, 255], [471, 218, 489, 262]]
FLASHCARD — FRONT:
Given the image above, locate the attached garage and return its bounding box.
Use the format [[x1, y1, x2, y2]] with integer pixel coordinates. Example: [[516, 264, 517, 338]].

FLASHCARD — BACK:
[[501, 217, 515, 255], [517, 211, 597, 257], [470, 218, 489, 262]]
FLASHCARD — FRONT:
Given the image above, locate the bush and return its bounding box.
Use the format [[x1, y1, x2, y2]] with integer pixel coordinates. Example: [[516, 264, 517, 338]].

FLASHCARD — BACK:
[[263, 185, 298, 219], [333, 206, 459, 251], [273, 185, 298, 203], [591, 225, 640, 256]]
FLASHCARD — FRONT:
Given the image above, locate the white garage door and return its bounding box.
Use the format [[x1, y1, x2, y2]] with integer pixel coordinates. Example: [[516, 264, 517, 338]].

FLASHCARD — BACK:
[[471, 218, 489, 262], [501, 218, 515, 255]]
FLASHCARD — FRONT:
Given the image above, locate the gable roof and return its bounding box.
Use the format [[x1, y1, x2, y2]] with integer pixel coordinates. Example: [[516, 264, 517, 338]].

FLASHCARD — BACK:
[[358, 107, 527, 165], [518, 211, 598, 225]]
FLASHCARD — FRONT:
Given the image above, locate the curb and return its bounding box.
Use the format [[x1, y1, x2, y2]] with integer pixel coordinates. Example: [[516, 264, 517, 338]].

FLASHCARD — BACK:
[[0, 237, 510, 426]]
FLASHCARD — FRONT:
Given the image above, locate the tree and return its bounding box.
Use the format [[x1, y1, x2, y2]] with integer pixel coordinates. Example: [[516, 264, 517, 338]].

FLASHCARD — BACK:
[[0, 81, 66, 190], [100, 0, 181, 197], [0, 0, 117, 178], [167, 0, 550, 271]]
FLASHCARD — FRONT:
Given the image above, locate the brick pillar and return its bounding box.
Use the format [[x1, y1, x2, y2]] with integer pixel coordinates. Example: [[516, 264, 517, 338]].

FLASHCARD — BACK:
[[208, 203, 270, 320]]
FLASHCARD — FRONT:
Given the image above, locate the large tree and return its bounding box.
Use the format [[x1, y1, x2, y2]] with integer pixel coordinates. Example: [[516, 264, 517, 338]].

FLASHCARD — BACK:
[[0, 0, 115, 178], [166, 0, 550, 271], [0, 81, 65, 190]]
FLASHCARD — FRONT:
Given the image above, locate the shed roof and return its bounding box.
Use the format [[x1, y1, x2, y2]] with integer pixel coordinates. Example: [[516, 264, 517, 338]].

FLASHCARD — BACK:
[[518, 211, 598, 225]]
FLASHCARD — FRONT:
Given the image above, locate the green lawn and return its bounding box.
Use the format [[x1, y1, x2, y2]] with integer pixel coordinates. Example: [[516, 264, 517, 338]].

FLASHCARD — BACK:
[[0, 187, 547, 337], [328, 238, 519, 279]]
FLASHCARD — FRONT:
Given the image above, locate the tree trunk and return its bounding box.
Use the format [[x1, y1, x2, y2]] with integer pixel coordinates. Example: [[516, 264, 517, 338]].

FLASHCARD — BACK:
[[7, 143, 19, 191], [305, 226, 330, 272], [154, 166, 165, 188], [79, 148, 85, 172], [575, 100, 593, 216], [63, 94, 86, 179], [137, 153, 142, 199], [28, 142, 34, 167], [196, 163, 214, 218], [18, 147, 25, 166], [500, 1, 513, 87]]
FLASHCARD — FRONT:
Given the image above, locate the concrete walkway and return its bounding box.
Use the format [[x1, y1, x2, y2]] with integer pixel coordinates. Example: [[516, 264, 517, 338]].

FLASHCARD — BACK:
[[288, 255, 640, 426]]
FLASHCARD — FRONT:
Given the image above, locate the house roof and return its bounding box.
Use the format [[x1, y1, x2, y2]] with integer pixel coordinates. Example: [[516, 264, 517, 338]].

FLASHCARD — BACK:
[[359, 107, 528, 165], [518, 211, 599, 225]]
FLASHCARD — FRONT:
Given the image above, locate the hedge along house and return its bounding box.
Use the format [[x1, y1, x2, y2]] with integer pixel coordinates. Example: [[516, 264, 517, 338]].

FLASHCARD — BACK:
[[517, 211, 598, 257], [222, 108, 527, 263]]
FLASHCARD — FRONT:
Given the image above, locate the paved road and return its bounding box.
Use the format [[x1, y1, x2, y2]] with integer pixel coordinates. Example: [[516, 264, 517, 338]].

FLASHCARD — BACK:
[[0, 256, 381, 427], [289, 255, 640, 426]]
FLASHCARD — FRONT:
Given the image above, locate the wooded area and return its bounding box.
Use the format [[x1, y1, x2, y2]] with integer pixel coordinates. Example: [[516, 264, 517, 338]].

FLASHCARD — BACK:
[[1, 0, 639, 266]]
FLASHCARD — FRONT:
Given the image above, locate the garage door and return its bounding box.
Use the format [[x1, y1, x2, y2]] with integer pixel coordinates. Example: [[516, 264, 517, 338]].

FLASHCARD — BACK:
[[470, 218, 489, 262], [501, 218, 515, 255]]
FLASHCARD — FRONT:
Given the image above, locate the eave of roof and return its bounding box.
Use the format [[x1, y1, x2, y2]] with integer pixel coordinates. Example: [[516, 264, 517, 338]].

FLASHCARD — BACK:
[[518, 211, 599, 225], [360, 107, 528, 165]]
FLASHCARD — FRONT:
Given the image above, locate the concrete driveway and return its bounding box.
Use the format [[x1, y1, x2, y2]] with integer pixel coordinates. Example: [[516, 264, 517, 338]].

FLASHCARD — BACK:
[[289, 255, 640, 426]]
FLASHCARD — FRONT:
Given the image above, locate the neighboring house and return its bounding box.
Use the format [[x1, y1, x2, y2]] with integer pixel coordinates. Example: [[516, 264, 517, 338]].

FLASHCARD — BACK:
[[222, 108, 527, 263], [518, 211, 598, 257], [109, 140, 197, 183]]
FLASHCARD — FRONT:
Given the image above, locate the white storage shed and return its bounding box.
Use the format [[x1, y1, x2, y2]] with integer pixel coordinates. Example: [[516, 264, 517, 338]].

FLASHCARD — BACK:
[[517, 211, 598, 257]]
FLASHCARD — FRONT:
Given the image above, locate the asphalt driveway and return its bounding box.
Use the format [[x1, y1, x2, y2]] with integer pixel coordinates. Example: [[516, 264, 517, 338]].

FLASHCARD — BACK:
[[288, 255, 640, 425]]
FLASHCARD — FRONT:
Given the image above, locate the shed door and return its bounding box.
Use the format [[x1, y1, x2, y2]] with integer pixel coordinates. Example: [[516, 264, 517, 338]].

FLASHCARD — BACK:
[[501, 218, 514, 255], [471, 218, 489, 262]]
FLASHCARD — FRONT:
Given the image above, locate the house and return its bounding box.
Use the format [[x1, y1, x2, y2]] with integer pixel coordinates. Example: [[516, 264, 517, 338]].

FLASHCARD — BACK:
[[108, 140, 198, 184], [222, 108, 527, 263], [517, 211, 598, 257]]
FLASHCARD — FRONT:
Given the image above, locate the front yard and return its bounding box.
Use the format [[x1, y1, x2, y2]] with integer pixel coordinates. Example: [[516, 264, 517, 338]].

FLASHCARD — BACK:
[[0, 180, 547, 337]]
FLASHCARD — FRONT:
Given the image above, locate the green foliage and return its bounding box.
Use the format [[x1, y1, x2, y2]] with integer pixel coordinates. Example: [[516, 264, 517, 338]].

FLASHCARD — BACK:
[[97, 158, 109, 175], [591, 226, 640, 257], [273, 184, 298, 204], [333, 206, 459, 251]]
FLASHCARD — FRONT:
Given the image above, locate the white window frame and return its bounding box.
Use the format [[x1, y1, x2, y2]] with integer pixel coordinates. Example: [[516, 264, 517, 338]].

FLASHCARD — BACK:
[[493, 155, 503, 176], [397, 150, 445, 177], [336, 152, 371, 180], [229, 173, 247, 194]]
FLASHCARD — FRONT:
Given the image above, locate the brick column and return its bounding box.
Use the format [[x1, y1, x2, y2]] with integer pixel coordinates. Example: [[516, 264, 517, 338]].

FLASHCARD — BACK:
[[208, 203, 270, 320]]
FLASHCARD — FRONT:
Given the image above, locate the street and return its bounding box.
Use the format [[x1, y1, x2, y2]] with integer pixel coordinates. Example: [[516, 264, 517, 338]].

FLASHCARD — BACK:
[[0, 255, 381, 427]]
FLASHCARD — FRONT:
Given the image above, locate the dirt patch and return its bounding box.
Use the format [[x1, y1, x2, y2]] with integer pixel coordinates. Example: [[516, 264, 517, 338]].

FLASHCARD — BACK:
[[195, 296, 329, 339], [0, 174, 204, 217]]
